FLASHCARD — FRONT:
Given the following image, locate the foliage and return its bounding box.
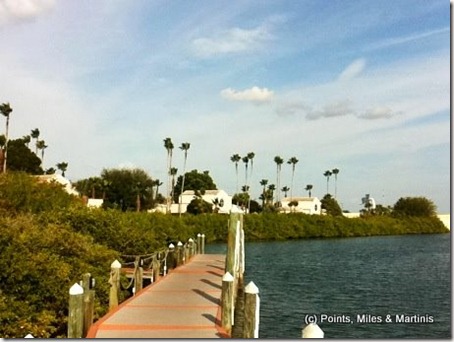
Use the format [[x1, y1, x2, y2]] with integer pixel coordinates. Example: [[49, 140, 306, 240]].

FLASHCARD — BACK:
[[173, 169, 217, 202], [3, 138, 43, 174], [0, 214, 118, 338], [186, 197, 214, 215], [101, 168, 154, 211], [0, 173, 448, 337], [392, 196, 437, 217], [232, 192, 249, 208], [320, 194, 343, 216], [0, 172, 81, 214]]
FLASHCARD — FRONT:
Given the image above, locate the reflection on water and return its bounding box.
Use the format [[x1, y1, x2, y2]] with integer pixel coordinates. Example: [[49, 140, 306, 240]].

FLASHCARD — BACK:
[[207, 234, 451, 338]]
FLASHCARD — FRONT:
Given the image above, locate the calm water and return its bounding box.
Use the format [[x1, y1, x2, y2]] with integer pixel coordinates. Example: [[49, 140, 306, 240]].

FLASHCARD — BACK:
[[206, 234, 451, 339]]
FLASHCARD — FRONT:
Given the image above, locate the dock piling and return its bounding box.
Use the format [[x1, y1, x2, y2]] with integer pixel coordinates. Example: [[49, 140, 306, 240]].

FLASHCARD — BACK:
[[68, 283, 84, 338]]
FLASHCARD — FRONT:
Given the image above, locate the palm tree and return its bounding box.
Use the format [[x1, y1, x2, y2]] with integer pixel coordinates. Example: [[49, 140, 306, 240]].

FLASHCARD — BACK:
[[170, 167, 178, 203], [247, 151, 255, 176], [31, 128, 40, 154], [305, 184, 313, 198], [179, 142, 191, 215], [259, 179, 268, 208], [230, 154, 241, 193], [287, 157, 299, 200], [281, 186, 290, 198], [0, 103, 12, 173], [323, 170, 332, 195], [163, 137, 174, 213], [274, 156, 284, 204], [101, 179, 111, 200], [242, 156, 249, 188], [267, 184, 276, 206], [56, 162, 68, 177], [152, 179, 163, 205], [332, 168, 340, 198], [36, 140, 48, 166], [22, 135, 31, 148], [246, 153, 255, 213]]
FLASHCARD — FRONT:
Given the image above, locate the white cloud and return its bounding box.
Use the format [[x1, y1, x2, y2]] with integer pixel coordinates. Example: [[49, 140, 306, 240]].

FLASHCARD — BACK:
[[221, 86, 274, 102], [306, 100, 354, 120], [358, 106, 399, 120], [0, 0, 55, 25], [337, 58, 366, 82], [368, 27, 449, 51], [192, 25, 272, 58]]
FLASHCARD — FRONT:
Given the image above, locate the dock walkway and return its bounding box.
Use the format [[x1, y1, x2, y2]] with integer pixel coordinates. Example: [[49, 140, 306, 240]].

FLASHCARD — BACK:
[[87, 254, 228, 338]]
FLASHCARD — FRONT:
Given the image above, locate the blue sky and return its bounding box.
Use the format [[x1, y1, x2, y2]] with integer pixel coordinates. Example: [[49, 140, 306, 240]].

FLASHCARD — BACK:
[[0, 0, 450, 212]]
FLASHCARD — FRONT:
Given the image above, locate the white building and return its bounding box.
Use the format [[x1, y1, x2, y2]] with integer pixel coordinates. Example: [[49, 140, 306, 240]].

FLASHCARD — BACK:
[[35, 174, 79, 196], [280, 197, 322, 214], [151, 189, 243, 214]]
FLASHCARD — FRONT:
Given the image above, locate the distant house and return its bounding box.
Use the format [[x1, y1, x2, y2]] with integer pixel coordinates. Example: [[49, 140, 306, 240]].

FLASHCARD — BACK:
[[280, 197, 322, 215], [87, 198, 104, 208], [150, 189, 243, 214], [35, 174, 79, 196]]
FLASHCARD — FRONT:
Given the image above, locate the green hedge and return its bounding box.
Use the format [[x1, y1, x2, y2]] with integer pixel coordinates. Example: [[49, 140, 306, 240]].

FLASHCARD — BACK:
[[0, 172, 448, 337]]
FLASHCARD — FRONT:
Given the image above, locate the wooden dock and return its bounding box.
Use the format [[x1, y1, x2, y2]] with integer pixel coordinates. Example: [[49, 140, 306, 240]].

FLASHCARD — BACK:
[[86, 254, 229, 338]]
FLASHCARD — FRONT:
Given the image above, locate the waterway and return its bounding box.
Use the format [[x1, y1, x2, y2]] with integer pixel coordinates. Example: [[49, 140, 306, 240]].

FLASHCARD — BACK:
[[206, 233, 451, 338]]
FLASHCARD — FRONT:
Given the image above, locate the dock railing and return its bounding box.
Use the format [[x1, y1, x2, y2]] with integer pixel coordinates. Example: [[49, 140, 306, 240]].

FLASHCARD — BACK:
[[66, 233, 205, 338]]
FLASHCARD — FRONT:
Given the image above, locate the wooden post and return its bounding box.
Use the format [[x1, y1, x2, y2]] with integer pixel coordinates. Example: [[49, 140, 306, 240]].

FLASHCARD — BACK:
[[226, 213, 240, 275], [176, 241, 183, 266], [201, 234, 205, 254], [188, 238, 194, 259], [152, 255, 160, 283], [82, 273, 95, 337], [197, 233, 202, 254], [239, 221, 245, 281], [221, 272, 234, 332], [243, 281, 260, 338], [134, 257, 143, 294], [302, 323, 324, 338], [68, 283, 84, 338], [184, 242, 190, 263], [109, 260, 121, 310], [167, 243, 175, 272]]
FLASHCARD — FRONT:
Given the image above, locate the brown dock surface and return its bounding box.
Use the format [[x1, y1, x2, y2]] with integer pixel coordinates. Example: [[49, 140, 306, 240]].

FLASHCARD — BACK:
[[87, 254, 228, 338]]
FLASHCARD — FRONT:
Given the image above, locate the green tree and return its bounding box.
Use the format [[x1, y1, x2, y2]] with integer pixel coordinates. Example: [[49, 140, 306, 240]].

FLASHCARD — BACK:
[[186, 196, 213, 215], [163, 137, 174, 212], [56, 162, 68, 177], [242, 156, 249, 188], [0, 102, 12, 173], [36, 140, 47, 166], [179, 142, 190, 215], [392, 197, 437, 217], [332, 168, 340, 198], [321, 193, 343, 216], [30, 128, 40, 154], [287, 157, 299, 200], [305, 184, 313, 198], [230, 154, 241, 193], [100, 168, 154, 211], [281, 186, 290, 198], [323, 170, 332, 195], [170, 167, 178, 202], [259, 179, 268, 208], [173, 169, 217, 202], [3, 138, 43, 174], [274, 156, 284, 204], [232, 192, 250, 210], [151, 179, 163, 206], [22, 135, 31, 148]]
